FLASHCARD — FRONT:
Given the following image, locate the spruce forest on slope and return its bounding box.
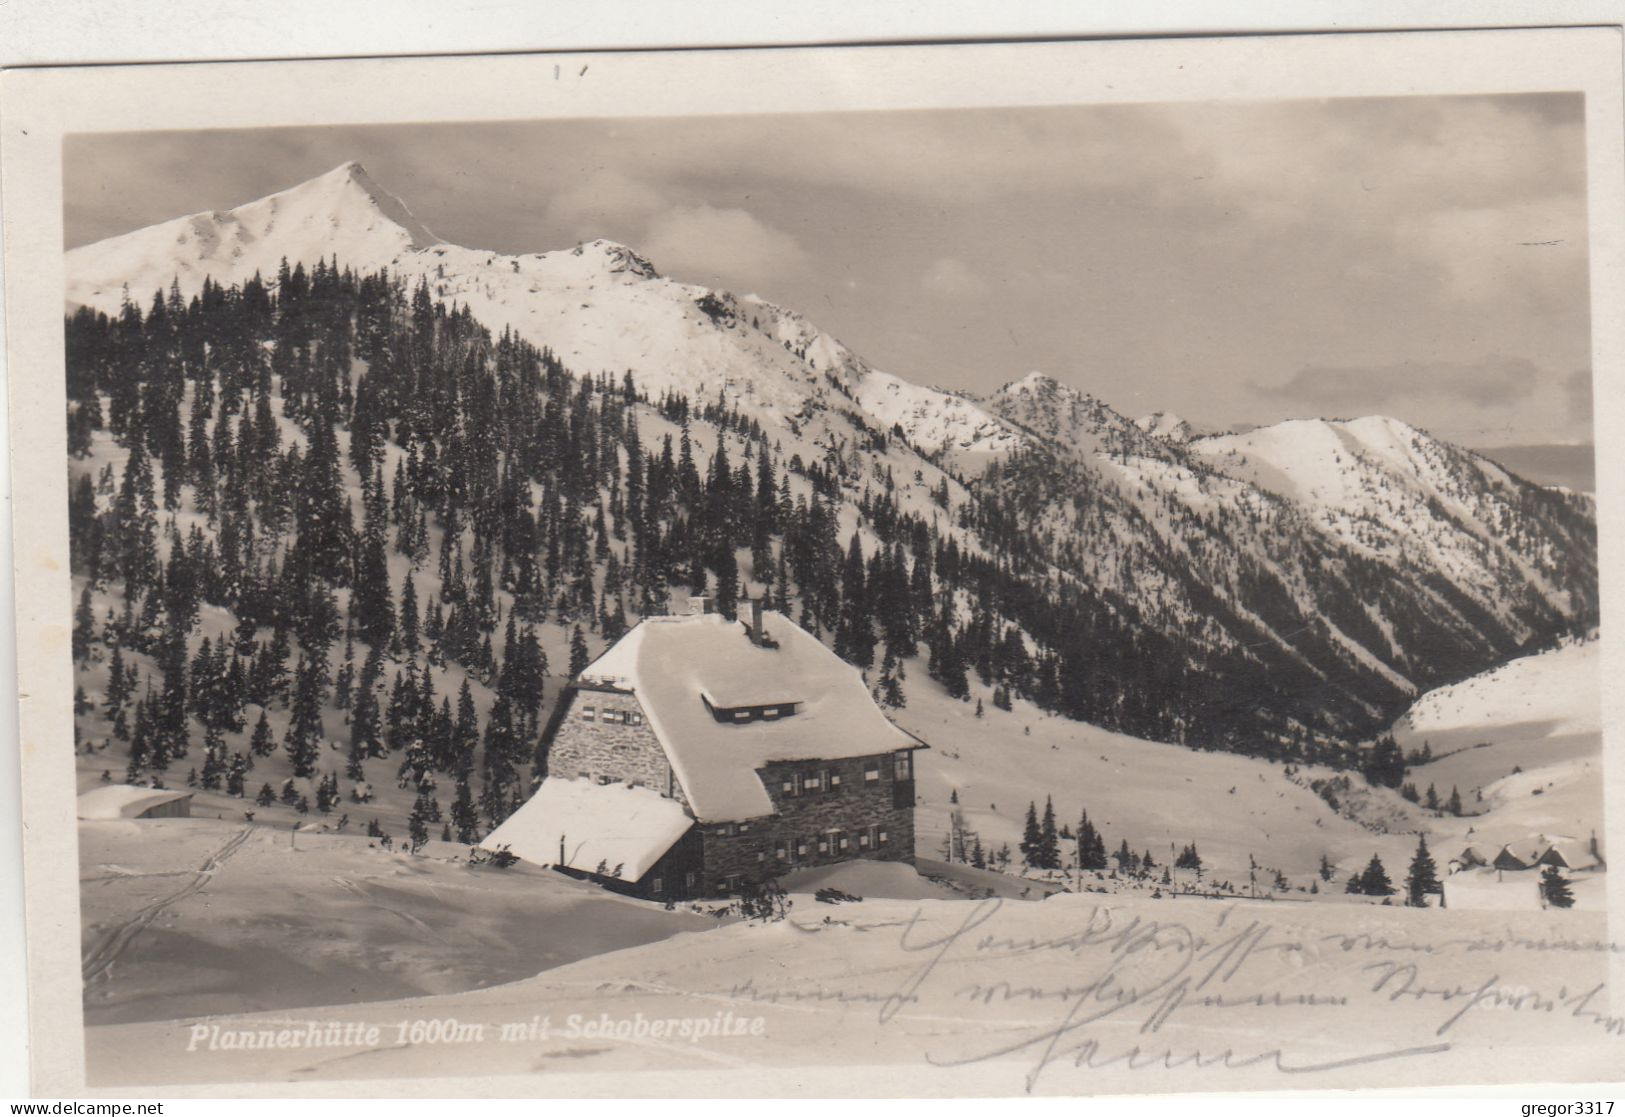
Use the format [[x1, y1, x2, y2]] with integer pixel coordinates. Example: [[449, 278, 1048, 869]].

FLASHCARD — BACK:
[[62, 259, 1599, 839]]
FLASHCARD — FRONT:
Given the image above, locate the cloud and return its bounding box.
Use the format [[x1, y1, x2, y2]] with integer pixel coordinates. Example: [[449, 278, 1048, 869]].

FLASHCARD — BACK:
[[1261, 355, 1542, 413], [540, 169, 667, 241], [639, 204, 807, 284], [921, 256, 988, 299]]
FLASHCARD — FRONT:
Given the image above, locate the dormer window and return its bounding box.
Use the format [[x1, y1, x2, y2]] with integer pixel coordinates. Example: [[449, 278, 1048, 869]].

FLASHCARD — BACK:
[[701, 693, 801, 724]]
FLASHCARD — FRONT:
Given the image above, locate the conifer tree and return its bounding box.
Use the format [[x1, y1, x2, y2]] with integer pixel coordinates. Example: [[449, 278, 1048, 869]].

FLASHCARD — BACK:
[[283, 656, 324, 777], [1020, 801, 1041, 867], [1540, 864, 1575, 908], [1405, 834, 1440, 907], [249, 708, 275, 757], [451, 773, 479, 843], [407, 791, 431, 852], [1038, 795, 1060, 869], [1359, 853, 1394, 896]]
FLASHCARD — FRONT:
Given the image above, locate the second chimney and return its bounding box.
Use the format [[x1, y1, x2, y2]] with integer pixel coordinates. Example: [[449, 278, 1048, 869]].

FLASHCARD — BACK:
[[749, 598, 765, 645]]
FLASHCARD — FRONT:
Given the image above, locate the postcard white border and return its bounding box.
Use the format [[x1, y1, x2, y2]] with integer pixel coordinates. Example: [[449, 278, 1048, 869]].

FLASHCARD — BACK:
[[3, 26, 1624, 1098]]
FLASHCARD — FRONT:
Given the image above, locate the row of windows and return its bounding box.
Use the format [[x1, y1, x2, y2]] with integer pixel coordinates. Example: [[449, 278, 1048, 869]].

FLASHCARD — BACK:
[[775, 752, 912, 799], [778, 766, 862, 797], [648, 826, 893, 895], [775, 827, 890, 863], [579, 704, 643, 726]]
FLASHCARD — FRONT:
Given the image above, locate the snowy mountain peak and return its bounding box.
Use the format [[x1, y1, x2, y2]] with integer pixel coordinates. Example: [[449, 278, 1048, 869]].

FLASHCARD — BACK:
[[311, 160, 440, 249], [988, 369, 1141, 448], [1002, 371, 1061, 393], [568, 238, 660, 280], [1134, 411, 1194, 444], [66, 160, 439, 311]]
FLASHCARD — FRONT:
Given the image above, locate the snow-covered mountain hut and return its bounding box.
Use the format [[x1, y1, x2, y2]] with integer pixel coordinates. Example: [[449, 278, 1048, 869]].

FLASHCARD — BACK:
[[481, 599, 926, 900]]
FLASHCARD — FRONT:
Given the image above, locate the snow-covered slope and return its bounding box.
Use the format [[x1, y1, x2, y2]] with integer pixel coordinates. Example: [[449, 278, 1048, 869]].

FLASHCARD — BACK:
[[1387, 639, 1603, 867], [851, 370, 1021, 459], [1189, 417, 1594, 628], [1397, 638, 1600, 740], [66, 162, 438, 311], [88, 841, 1614, 1091]]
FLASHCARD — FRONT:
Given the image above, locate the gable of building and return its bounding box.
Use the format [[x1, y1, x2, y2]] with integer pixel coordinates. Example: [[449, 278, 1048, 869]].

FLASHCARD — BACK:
[[545, 685, 690, 808], [576, 609, 921, 822]]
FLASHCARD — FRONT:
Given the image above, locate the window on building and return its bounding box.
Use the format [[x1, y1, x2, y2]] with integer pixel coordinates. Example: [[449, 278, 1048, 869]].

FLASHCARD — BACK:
[[827, 769, 842, 791], [836, 831, 850, 853], [602, 709, 621, 724], [865, 763, 881, 782], [581, 705, 596, 721], [626, 710, 643, 726], [762, 708, 780, 720], [803, 772, 823, 792], [859, 831, 871, 849], [796, 838, 809, 859], [733, 710, 752, 723], [817, 835, 830, 856], [781, 776, 798, 798], [756, 851, 766, 862], [684, 871, 697, 889], [775, 839, 789, 861], [724, 874, 743, 894], [894, 751, 912, 781], [878, 829, 890, 846], [652, 876, 664, 894]]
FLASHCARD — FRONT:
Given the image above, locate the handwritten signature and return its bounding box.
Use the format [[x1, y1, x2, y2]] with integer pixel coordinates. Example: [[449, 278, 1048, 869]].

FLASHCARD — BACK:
[[729, 899, 1618, 1093]]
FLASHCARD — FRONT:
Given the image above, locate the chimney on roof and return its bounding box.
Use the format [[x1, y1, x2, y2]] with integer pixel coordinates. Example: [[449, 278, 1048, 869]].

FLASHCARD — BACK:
[[688, 595, 713, 616], [749, 597, 765, 646]]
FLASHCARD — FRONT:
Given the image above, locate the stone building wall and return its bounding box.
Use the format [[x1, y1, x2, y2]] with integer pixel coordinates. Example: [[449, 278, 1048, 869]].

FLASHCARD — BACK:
[[544, 687, 689, 808], [699, 749, 917, 892]]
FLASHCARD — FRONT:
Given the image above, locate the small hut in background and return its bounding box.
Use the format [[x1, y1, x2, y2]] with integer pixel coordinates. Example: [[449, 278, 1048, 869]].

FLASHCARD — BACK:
[[77, 785, 194, 820]]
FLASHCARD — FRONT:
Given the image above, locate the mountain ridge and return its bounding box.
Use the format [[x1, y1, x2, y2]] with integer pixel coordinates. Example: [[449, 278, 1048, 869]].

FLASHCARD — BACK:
[[63, 161, 1599, 754]]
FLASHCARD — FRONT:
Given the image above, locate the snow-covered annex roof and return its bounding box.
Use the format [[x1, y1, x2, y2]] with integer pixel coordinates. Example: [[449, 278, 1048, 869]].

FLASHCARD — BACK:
[[480, 777, 692, 881], [76, 784, 192, 819], [579, 610, 918, 821]]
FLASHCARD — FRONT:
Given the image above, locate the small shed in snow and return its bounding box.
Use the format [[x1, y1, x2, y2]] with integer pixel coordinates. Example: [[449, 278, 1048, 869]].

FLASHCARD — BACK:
[[1534, 844, 1572, 869], [1450, 846, 1486, 872], [1492, 844, 1530, 872], [77, 785, 193, 820]]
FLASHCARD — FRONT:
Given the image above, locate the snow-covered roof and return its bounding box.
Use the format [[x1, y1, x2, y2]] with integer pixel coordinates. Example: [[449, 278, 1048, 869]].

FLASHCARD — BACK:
[[76, 784, 192, 819], [580, 610, 918, 821], [480, 777, 693, 882]]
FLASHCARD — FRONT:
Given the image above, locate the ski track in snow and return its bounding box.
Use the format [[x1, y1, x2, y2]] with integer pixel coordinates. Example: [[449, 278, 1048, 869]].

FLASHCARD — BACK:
[[81, 826, 253, 985]]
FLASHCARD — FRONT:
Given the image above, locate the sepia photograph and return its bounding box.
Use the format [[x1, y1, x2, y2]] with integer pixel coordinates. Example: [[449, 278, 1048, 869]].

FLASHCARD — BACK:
[[4, 26, 1623, 1099]]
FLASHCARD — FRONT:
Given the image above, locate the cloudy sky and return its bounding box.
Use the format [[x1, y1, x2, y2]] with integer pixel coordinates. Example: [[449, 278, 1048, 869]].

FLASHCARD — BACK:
[[65, 93, 1592, 450]]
